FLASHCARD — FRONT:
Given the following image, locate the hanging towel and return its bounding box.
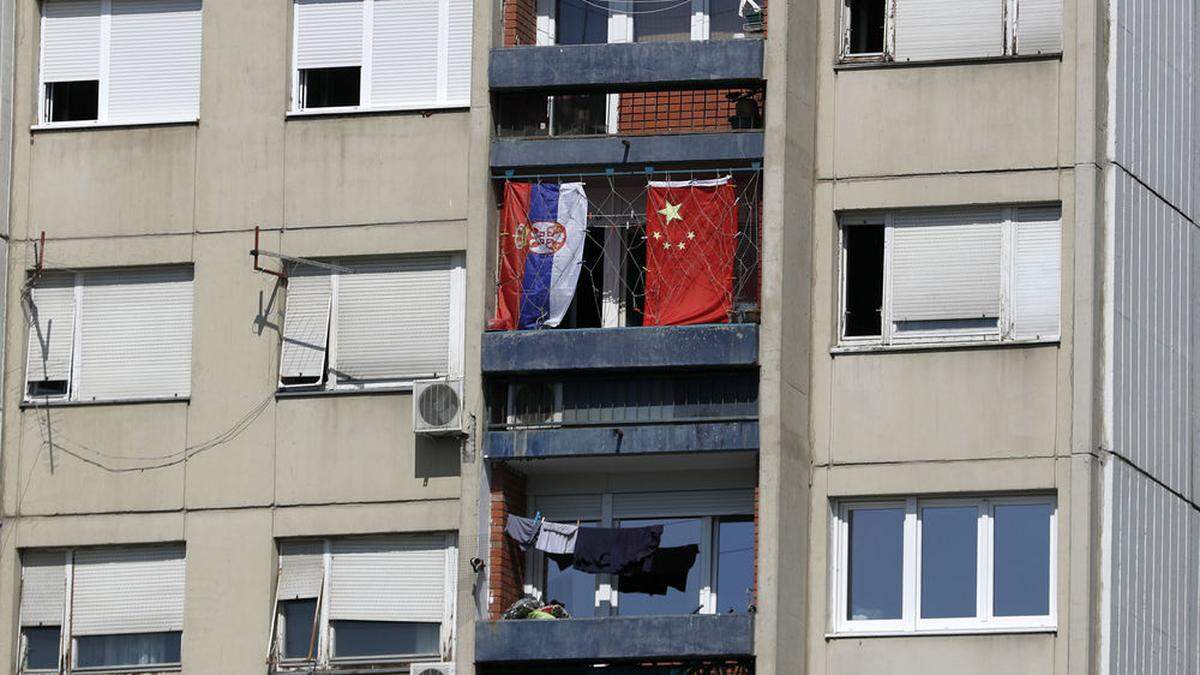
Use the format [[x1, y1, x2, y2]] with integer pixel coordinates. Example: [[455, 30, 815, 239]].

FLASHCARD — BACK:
[[571, 525, 663, 575], [505, 514, 542, 551], [618, 544, 701, 596], [535, 520, 579, 555]]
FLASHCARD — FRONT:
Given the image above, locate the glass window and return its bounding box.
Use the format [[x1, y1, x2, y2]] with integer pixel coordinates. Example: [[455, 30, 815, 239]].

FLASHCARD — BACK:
[[846, 0, 886, 54], [331, 621, 440, 659], [919, 505, 978, 619], [716, 518, 754, 613], [843, 224, 885, 337], [74, 632, 182, 669], [544, 521, 598, 618], [22, 627, 60, 670], [708, 0, 744, 39], [617, 518, 703, 616], [281, 599, 318, 660], [557, 0, 608, 44], [993, 502, 1052, 617], [634, 0, 692, 42], [846, 506, 904, 621]]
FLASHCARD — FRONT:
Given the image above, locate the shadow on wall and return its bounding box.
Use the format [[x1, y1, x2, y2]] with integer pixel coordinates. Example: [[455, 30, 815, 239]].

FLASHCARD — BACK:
[[415, 435, 462, 478]]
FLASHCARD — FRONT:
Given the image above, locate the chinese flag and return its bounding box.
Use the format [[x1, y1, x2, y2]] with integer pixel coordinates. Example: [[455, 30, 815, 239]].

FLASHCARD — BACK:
[[644, 177, 738, 326]]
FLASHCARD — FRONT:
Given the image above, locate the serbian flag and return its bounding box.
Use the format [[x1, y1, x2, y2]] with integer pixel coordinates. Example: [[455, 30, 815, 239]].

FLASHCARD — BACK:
[[644, 176, 738, 326], [490, 182, 588, 330]]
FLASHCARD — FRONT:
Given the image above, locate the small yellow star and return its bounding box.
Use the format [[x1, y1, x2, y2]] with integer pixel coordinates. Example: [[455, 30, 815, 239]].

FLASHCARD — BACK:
[[686, 231, 696, 240], [662, 241, 672, 249], [652, 231, 663, 240], [658, 201, 683, 224], [677, 242, 686, 250]]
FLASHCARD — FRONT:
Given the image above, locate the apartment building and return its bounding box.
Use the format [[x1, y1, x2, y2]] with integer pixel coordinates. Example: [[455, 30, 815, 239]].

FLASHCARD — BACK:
[[0, 0, 1194, 675]]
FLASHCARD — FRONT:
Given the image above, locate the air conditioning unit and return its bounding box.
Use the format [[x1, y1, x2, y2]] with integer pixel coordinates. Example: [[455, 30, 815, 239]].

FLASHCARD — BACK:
[[412, 663, 454, 675], [507, 381, 562, 429], [413, 378, 464, 436]]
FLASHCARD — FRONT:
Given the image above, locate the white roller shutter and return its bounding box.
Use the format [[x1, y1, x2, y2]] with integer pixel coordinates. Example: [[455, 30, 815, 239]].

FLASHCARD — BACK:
[[1011, 207, 1061, 340], [335, 256, 451, 382], [894, 0, 1005, 61], [279, 271, 332, 384], [278, 541, 325, 601], [20, 551, 67, 627], [444, 0, 473, 106], [890, 209, 1004, 322], [532, 494, 603, 521], [329, 536, 447, 623], [25, 274, 77, 389], [1015, 0, 1062, 54], [107, 0, 202, 124], [371, 0, 439, 108], [295, 0, 363, 69], [76, 267, 194, 401], [41, 0, 101, 83], [613, 489, 755, 519], [72, 545, 186, 636]]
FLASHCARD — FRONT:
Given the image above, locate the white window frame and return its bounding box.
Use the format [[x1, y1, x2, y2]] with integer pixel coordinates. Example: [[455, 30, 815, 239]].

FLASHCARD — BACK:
[[289, 0, 468, 116], [837, 206, 1060, 349], [36, 0, 201, 129], [278, 254, 465, 393], [270, 534, 458, 671], [838, 0, 1062, 62], [831, 495, 1057, 636]]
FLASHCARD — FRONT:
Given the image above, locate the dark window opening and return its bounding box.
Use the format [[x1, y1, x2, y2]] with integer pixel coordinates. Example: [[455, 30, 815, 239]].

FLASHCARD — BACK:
[[709, 0, 747, 39], [563, 225, 606, 328], [27, 379, 68, 398], [557, 0, 609, 44], [280, 599, 319, 660], [635, 0, 692, 42], [280, 374, 322, 388], [551, 94, 608, 136], [330, 621, 439, 659], [301, 67, 361, 109], [847, 0, 886, 55], [46, 80, 99, 123], [22, 627, 60, 670], [74, 632, 181, 669], [623, 224, 646, 326], [843, 224, 884, 337], [495, 93, 551, 137]]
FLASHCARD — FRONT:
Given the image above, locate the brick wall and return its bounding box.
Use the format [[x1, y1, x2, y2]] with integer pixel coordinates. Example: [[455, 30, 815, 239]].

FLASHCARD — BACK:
[[617, 88, 763, 135], [503, 0, 538, 46], [488, 463, 528, 619]]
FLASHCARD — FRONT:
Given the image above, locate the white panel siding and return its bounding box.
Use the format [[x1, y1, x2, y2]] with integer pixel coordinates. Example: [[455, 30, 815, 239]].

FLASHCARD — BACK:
[[20, 552, 67, 627], [1111, 0, 1195, 219], [1111, 172, 1193, 497], [72, 545, 186, 636], [893, 0, 1005, 61], [25, 274, 76, 389], [41, 0, 101, 82], [278, 541, 325, 601], [1107, 460, 1199, 675], [612, 489, 755, 518], [890, 209, 1005, 321], [329, 536, 447, 623], [1015, 0, 1062, 54], [295, 0, 363, 69], [370, 0, 439, 108], [279, 271, 332, 383], [445, 0, 472, 105], [1011, 206, 1062, 340], [76, 267, 194, 402], [107, 0, 202, 123]]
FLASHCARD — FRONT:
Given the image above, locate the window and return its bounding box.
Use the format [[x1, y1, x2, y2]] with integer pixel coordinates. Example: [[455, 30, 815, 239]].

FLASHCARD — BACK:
[[839, 206, 1061, 347], [38, 0, 201, 127], [832, 496, 1056, 634], [839, 0, 1063, 62], [19, 546, 186, 673], [527, 490, 756, 617], [278, 254, 465, 391], [291, 0, 472, 113], [271, 534, 457, 669], [24, 267, 194, 403], [543, 0, 749, 45]]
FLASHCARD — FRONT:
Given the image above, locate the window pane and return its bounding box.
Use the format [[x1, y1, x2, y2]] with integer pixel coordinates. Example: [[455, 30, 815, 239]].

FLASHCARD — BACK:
[[634, 0, 691, 42], [716, 518, 754, 613], [22, 627, 60, 670], [848, 0, 886, 53], [47, 81, 99, 122], [846, 506, 903, 621], [920, 505, 978, 619], [544, 521, 598, 618], [708, 0, 744, 39], [302, 66, 361, 108], [74, 632, 181, 669], [281, 599, 318, 659], [617, 518, 702, 616], [331, 621, 440, 658], [843, 224, 884, 337], [993, 502, 1052, 617], [557, 0, 608, 44]]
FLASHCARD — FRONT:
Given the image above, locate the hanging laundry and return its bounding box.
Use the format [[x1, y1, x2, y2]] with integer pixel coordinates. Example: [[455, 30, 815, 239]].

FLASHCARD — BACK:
[[505, 514, 542, 551], [619, 544, 701, 596], [535, 520, 579, 555], [570, 525, 664, 575]]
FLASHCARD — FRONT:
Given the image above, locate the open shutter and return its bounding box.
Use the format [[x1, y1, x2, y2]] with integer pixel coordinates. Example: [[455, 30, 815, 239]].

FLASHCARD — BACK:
[[334, 255, 451, 383], [444, 0, 473, 106], [1011, 207, 1061, 340], [41, 0, 101, 83], [72, 545, 186, 636], [1015, 0, 1062, 54], [295, 0, 363, 70], [279, 270, 331, 386], [75, 267, 194, 401], [894, 0, 1005, 61], [278, 541, 325, 601], [107, 0, 202, 123], [890, 209, 1004, 322], [329, 536, 447, 623], [25, 274, 76, 393], [20, 552, 67, 627], [371, 0, 439, 108]]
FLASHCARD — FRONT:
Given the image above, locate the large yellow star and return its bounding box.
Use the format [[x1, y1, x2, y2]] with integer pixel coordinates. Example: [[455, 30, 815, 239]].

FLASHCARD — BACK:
[[658, 201, 683, 224]]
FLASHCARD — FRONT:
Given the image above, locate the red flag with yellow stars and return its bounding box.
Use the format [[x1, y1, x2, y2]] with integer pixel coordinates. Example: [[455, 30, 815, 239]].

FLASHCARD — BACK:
[[643, 176, 738, 326]]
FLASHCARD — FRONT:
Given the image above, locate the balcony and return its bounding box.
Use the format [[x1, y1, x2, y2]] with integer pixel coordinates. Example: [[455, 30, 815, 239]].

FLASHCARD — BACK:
[[474, 614, 755, 664]]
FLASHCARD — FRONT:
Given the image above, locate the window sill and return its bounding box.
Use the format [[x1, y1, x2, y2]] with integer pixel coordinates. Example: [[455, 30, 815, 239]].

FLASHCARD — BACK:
[[286, 104, 469, 120], [831, 338, 1059, 355], [31, 118, 199, 132], [825, 626, 1056, 639], [20, 396, 190, 409], [833, 52, 1062, 71], [275, 384, 416, 400]]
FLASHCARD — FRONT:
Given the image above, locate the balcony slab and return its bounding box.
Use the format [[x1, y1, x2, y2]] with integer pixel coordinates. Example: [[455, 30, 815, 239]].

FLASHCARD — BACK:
[[484, 421, 758, 459], [490, 131, 764, 169]]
